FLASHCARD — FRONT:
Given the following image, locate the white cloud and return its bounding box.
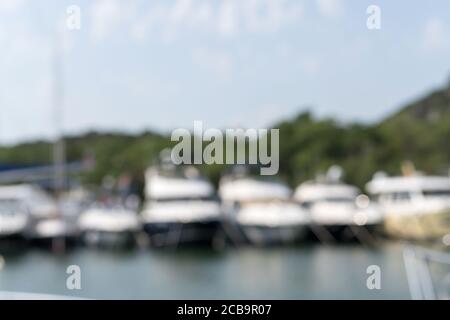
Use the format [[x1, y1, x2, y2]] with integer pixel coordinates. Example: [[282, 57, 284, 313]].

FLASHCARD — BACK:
[[90, 0, 125, 40], [244, 0, 303, 33], [316, 0, 343, 18], [0, 21, 50, 68], [131, 0, 215, 43], [217, 0, 303, 36], [163, 0, 206, 43], [130, 4, 167, 42], [0, 0, 26, 13], [217, 0, 238, 36], [170, 0, 194, 25], [189, 1, 214, 27], [129, 0, 302, 42], [423, 18, 448, 51]]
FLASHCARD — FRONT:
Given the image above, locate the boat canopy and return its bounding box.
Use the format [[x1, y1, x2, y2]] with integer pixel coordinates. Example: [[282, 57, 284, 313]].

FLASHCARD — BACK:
[[236, 202, 310, 226], [0, 184, 56, 207], [0, 184, 48, 199], [142, 200, 221, 223], [366, 175, 450, 195], [219, 178, 291, 202], [293, 182, 359, 203], [79, 207, 140, 232], [145, 170, 214, 200]]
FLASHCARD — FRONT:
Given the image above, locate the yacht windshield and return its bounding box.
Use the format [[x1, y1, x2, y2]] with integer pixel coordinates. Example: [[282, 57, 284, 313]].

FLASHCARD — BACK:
[[153, 196, 216, 202], [0, 199, 24, 216], [423, 190, 450, 198], [324, 197, 354, 203], [301, 197, 354, 207]]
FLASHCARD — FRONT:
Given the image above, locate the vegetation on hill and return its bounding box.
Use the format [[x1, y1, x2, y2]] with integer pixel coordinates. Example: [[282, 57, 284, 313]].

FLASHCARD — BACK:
[[0, 82, 449, 192]]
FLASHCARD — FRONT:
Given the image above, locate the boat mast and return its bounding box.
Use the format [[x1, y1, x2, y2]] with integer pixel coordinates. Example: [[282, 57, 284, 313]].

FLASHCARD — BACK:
[[52, 31, 66, 195]]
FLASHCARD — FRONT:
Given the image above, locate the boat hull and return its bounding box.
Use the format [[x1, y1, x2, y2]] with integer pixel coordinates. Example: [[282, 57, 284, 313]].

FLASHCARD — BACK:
[[307, 223, 383, 242], [0, 232, 25, 241], [143, 220, 220, 247], [0, 233, 27, 253], [23, 234, 79, 252], [239, 224, 308, 246], [80, 230, 137, 248], [383, 209, 450, 241], [23, 218, 79, 249]]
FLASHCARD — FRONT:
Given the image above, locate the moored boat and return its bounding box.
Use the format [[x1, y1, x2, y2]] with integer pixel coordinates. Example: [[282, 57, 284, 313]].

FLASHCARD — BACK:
[[294, 167, 383, 241], [367, 172, 450, 242], [0, 184, 76, 249], [141, 163, 222, 248], [0, 199, 28, 245], [219, 173, 310, 246], [78, 203, 141, 248]]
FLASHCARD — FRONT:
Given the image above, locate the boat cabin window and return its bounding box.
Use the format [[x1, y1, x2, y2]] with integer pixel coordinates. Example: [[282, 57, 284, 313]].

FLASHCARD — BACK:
[[422, 190, 450, 198], [324, 197, 354, 203], [153, 196, 216, 202], [301, 197, 353, 207], [0, 199, 24, 215], [391, 192, 411, 202], [379, 192, 412, 203]]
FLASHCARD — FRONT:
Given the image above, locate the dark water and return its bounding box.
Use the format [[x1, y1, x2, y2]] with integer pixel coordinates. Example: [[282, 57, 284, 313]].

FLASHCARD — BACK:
[[0, 242, 411, 299]]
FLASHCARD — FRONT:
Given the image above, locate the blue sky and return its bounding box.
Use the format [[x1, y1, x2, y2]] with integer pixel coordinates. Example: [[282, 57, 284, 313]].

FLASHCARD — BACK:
[[0, 0, 449, 144]]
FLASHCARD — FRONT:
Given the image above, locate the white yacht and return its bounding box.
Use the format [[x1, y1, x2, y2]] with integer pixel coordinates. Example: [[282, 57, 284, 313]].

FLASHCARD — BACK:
[[0, 184, 59, 220], [366, 172, 450, 242], [219, 175, 310, 246], [78, 201, 141, 248], [0, 199, 28, 240], [0, 184, 74, 246], [58, 187, 92, 218], [293, 168, 383, 240], [141, 165, 222, 247], [30, 218, 77, 249]]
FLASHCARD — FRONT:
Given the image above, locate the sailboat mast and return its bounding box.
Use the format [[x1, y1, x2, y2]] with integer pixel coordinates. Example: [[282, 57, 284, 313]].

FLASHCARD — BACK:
[[52, 32, 66, 194]]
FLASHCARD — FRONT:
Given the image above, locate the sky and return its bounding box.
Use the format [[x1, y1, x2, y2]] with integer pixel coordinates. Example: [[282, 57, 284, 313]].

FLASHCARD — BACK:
[[0, 0, 449, 144]]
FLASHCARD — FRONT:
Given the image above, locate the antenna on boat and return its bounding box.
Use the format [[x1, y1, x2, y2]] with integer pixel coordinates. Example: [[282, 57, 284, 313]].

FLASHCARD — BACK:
[[52, 29, 66, 196]]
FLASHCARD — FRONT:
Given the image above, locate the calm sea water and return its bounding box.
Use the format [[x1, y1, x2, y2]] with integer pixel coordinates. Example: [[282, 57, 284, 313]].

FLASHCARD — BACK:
[[0, 242, 411, 299]]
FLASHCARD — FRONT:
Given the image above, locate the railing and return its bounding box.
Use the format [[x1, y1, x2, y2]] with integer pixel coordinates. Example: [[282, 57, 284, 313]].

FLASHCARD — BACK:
[[403, 245, 450, 300]]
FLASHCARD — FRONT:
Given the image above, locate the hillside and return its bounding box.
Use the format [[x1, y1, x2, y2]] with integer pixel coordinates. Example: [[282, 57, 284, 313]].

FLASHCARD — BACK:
[[0, 83, 449, 191], [385, 82, 450, 123], [375, 82, 450, 178], [276, 82, 450, 188]]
